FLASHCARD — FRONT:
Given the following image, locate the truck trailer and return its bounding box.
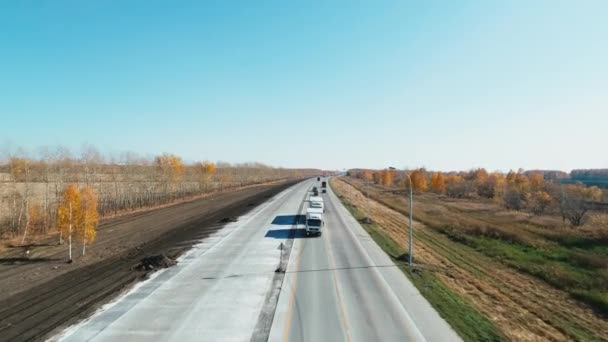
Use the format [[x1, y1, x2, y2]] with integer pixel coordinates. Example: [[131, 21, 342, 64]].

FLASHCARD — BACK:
[[309, 195, 325, 213], [305, 208, 324, 236]]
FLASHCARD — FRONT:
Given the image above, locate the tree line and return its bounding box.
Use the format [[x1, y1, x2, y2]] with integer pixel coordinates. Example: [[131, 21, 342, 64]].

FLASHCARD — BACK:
[[350, 168, 606, 226], [0, 146, 320, 245]]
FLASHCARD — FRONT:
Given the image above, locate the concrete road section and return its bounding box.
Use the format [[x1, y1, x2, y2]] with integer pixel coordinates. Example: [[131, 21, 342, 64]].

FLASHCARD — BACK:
[[55, 180, 312, 342], [268, 179, 461, 342]]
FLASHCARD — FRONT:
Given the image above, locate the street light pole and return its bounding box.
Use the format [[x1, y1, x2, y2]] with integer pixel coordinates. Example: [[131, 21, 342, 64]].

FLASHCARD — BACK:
[[405, 172, 413, 266]]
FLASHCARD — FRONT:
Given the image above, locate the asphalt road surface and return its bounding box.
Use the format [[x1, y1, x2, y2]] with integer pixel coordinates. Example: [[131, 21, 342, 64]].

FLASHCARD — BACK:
[[55, 179, 459, 342]]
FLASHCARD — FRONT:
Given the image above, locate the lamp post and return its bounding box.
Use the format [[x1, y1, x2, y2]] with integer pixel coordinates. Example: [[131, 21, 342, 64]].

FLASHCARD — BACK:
[[388, 167, 414, 266], [404, 172, 413, 266]]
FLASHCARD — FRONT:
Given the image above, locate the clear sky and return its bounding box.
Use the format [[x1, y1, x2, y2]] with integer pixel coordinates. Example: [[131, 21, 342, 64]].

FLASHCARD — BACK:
[[1, 1, 606, 171]]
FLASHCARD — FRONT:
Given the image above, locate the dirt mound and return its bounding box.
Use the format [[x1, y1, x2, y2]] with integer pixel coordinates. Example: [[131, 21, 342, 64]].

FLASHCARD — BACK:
[[136, 254, 176, 271]]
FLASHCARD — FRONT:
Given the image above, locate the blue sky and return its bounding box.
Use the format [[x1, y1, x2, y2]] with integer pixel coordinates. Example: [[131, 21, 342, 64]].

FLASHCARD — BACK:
[[1, 1, 606, 171]]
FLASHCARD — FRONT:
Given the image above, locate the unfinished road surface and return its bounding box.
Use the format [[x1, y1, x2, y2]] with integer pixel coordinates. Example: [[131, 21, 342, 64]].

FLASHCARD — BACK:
[[0, 179, 301, 342], [54, 179, 459, 342]]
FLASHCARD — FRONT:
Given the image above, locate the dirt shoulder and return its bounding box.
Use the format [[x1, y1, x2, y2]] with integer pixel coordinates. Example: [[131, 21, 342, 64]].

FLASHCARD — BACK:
[[0, 178, 302, 342], [331, 177, 608, 341]]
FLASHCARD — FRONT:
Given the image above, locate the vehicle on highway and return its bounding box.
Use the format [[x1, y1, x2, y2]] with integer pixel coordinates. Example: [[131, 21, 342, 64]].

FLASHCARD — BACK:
[[321, 181, 327, 192], [305, 208, 324, 236], [309, 195, 325, 212]]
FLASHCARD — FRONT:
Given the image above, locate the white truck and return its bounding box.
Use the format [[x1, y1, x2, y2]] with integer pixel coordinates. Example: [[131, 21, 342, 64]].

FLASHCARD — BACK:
[[305, 208, 324, 236], [309, 195, 325, 213]]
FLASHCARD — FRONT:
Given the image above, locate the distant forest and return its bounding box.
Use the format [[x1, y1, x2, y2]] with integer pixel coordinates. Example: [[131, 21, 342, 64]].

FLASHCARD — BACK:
[[523, 169, 608, 188], [566, 169, 608, 188]]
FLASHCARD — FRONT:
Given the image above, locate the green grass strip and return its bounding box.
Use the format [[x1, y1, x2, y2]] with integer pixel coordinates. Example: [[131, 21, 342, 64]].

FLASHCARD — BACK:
[[337, 196, 506, 342]]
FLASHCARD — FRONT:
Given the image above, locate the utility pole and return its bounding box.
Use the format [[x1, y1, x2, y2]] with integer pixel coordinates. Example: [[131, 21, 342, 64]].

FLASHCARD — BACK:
[[404, 172, 413, 266], [387, 167, 414, 266]]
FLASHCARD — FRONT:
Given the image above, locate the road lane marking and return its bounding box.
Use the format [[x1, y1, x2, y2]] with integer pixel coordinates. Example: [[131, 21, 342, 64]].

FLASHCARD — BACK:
[[282, 183, 314, 342], [322, 212, 353, 342], [282, 233, 304, 342]]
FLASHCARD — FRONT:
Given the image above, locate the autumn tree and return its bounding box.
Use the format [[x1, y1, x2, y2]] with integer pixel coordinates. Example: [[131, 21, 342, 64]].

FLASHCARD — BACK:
[[503, 170, 530, 210], [409, 169, 427, 193], [170, 155, 185, 182], [504, 188, 526, 210], [506, 169, 517, 183], [195, 161, 216, 192], [360, 170, 373, 182], [528, 171, 545, 191], [559, 184, 603, 226], [380, 169, 395, 186], [57, 184, 81, 262], [372, 171, 381, 184], [467, 168, 492, 198], [430, 172, 446, 193], [79, 186, 98, 256], [9, 157, 30, 182], [21, 201, 43, 244], [445, 174, 466, 198], [155, 153, 185, 196], [476, 171, 506, 199], [529, 191, 553, 215], [487, 172, 507, 199], [469, 168, 489, 185], [155, 153, 185, 182]]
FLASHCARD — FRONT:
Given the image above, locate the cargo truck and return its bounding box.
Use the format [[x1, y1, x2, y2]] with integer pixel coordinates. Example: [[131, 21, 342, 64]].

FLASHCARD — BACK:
[[305, 208, 324, 236], [309, 195, 325, 213]]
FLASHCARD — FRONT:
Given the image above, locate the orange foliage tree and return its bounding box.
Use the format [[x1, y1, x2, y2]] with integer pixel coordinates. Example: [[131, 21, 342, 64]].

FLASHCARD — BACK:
[[380, 169, 395, 186], [430, 172, 446, 193], [528, 171, 545, 191], [409, 169, 428, 192], [57, 184, 81, 262], [155, 153, 185, 183], [80, 187, 99, 256], [195, 161, 217, 191]]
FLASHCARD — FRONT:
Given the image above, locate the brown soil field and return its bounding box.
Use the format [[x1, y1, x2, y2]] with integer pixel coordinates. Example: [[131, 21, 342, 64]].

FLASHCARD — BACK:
[[0, 179, 302, 342]]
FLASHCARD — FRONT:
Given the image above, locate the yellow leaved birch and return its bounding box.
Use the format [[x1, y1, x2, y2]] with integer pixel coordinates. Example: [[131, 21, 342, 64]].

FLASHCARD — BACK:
[[80, 186, 99, 256], [57, 184, 81, 262]]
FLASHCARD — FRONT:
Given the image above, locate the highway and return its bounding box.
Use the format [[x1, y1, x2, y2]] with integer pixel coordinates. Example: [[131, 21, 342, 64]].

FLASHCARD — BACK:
[[55, 178, 459, 342], [268, 180, 459, 342]]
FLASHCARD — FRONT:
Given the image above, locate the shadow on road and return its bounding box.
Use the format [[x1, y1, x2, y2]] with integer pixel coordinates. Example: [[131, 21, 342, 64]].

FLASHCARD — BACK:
[[265, 228, 312, 239], [271, 215, 306, 225]]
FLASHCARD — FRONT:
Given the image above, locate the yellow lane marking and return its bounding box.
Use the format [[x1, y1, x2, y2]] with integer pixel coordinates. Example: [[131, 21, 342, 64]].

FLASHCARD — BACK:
[[283, 238, 304, 342]]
